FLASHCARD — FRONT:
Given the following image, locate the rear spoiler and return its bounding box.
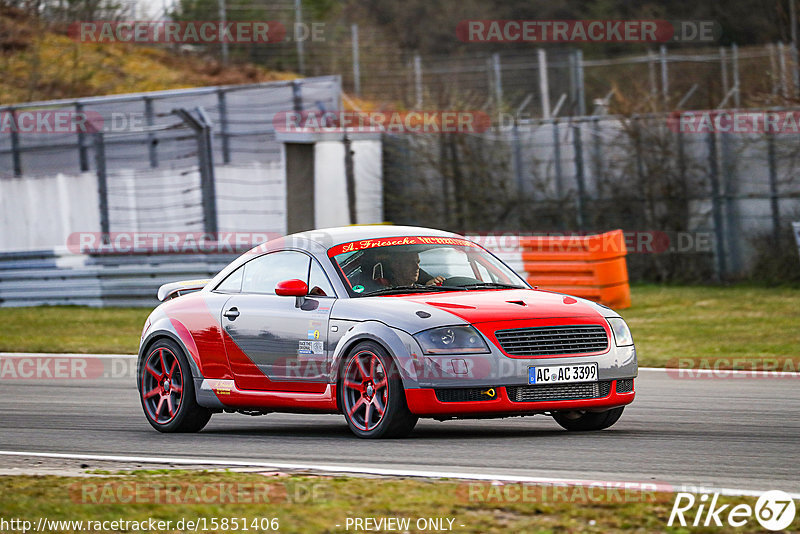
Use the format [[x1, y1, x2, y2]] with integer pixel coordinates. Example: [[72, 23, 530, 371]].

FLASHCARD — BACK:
[[157, 279, 211, 301]]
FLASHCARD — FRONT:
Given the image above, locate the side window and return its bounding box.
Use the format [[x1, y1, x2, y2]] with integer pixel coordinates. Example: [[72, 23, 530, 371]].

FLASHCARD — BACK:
[[216, 266, 244, 293], [308, 259, 335, 297], [242, 251, 310, 294]]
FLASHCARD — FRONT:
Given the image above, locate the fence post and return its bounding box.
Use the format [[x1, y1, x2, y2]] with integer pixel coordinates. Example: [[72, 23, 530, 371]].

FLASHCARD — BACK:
[[351, 24, 361, 96], [591, 117, 602, 194], [707, 130, 727, 280], [552, 119, 565, 229], [659, 45, 669, 110], [512, 119, 524, 229], [344, 135, 356, 224], [294, 0, 304, 74], [720, 132, 740, 274], [767, 132, 781, 242], [144, 97, 158, 168], [779, 42, 788, 98], [492, 52, 503, 111], [292, 79, 303, 113], [93, 131, 110, 240], [769, 43, 779, 95], [575, 50, 585, 116], [720, 47, 729, 98], [8, 107, 22, 176], [732, 44, 741, 107], [572, 122, 586, 230], [173, 108, 218, 236], [648, 50, 657, 104], [76, 102, 89, 172], [196, 108, 218, 236], [414, 54, 423, 108], [538, 49, 551, 119], [217, 89, 231, 164]]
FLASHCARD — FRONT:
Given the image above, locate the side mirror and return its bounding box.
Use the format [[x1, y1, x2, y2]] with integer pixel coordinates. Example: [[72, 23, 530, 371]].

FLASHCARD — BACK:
[[275, 279, 308, 297]]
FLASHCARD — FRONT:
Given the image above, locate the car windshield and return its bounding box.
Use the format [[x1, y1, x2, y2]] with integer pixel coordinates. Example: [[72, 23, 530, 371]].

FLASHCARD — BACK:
[[328, 236, 528, 296]]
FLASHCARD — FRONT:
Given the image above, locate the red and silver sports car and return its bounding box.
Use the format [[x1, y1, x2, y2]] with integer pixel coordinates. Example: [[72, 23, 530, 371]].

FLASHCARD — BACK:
[[138, 225, 637, 438]]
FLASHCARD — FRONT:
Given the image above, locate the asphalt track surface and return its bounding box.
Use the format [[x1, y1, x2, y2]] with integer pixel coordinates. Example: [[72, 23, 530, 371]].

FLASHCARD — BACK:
[[1, 356, 798, 495]]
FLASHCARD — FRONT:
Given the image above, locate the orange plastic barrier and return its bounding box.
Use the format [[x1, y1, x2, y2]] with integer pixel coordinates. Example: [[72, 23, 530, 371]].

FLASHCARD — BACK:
[[520, 230, 631, 309]]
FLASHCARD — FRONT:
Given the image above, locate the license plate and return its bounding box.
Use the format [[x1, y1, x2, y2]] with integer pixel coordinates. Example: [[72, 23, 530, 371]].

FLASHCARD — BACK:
[[528, 363, 598, 385]]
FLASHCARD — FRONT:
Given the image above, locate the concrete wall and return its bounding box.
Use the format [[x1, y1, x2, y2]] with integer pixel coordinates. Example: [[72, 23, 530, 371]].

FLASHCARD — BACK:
[[0, 139, 383, 252], [0, 172, 100, 251], [313, 139, 383, 229]]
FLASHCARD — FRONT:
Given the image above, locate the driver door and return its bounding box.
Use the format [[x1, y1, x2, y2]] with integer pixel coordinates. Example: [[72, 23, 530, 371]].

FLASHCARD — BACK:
[[219, 250, 335, 393]]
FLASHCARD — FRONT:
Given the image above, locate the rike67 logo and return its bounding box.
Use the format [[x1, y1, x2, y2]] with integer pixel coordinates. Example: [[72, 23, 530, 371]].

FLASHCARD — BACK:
[[668, 491, 796, 531]]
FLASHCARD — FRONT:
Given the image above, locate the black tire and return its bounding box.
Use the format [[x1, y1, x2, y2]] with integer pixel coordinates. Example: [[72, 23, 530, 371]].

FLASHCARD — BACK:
[[339, 341, 418, 439], [552, 407, 624, 431], [138, 338, 212, 433]]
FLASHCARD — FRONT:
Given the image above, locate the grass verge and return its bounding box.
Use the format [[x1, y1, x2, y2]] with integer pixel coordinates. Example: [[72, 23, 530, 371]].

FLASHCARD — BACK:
[[0, 471, 796, 533], [0, 286, 797, 369]]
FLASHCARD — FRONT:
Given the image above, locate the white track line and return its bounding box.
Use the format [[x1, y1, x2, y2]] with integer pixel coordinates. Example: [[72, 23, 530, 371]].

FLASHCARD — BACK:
[[0, 450, 796, 499], [2, 355, 797, 378]]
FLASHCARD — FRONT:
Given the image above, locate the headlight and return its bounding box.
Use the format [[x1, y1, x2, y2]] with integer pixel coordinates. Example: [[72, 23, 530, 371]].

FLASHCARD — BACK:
[[413, 326, 490, 354], [606, 317, 634, 347]]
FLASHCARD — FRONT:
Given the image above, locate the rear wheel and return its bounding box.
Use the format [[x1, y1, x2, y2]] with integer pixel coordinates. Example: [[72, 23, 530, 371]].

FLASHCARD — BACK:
[[340, 341, 417, 439], [552, 407, 624, 431], [139, 338, 211, 433]]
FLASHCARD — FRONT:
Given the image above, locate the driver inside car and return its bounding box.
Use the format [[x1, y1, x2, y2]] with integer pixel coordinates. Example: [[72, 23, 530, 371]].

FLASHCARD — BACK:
[[378, 250, 445, 287]]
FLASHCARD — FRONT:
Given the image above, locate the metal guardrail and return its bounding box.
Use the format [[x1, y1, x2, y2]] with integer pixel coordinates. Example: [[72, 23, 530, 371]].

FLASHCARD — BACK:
[[0, 249, 239, 307]]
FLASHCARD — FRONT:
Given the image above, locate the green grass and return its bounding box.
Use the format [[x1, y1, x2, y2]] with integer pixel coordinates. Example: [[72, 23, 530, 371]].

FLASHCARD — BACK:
[[620, 285, 800, 369], [0, 471, 795, 533], [0, 305, 149, 354], [0, 286, 798, 369]]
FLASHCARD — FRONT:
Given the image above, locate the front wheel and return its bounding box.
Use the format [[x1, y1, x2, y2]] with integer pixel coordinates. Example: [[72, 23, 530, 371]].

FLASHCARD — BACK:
[[138, 338, 212, 433], [552, 407, 624, 431], [340, 341, 418, 439]]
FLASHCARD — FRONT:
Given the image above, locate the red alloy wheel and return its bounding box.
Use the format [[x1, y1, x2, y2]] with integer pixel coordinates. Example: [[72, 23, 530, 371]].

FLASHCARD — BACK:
[[342, 350, 389, 432], [141, 346, 184, 425]]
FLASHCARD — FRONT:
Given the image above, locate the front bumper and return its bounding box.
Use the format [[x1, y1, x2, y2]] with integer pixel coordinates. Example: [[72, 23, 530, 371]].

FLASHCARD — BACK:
[[405, 379, 635, 417]]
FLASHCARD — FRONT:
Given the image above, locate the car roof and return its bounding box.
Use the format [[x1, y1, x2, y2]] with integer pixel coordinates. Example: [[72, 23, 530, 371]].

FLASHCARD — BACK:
[[290, 225, 464, 248]]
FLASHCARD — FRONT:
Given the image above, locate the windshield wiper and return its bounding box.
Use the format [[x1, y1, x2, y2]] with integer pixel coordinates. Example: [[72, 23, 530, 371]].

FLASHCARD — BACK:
[[461, 282, 523, 290], [365, 285, 465, 296]]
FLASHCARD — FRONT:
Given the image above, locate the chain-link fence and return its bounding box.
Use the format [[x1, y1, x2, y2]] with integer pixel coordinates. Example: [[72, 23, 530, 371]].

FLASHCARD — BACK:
[[0, 76, 340, 179], [384, 112, 800, 282], [0, 76, 342, 250]]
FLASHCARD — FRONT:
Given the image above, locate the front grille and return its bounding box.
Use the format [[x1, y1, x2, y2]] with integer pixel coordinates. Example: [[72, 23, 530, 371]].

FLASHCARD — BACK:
[[435, 388, 497, 402], [507, 381, 612, 402], [616, 378, 634, 393], [494, 325, 608, 356]]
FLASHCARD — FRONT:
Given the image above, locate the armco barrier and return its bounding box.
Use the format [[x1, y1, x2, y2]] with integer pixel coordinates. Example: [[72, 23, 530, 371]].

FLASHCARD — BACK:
[[0, 249, 237, 307], [474, 230, 631, 309]]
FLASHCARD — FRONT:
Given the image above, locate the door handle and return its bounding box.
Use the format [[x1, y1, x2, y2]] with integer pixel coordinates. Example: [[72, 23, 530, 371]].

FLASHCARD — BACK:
[[223, 307, 240, 320]]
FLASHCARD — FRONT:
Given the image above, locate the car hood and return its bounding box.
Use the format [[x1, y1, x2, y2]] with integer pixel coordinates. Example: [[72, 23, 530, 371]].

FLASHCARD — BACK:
[[331, 288, 608, 335], [394, 289, 602, 324]]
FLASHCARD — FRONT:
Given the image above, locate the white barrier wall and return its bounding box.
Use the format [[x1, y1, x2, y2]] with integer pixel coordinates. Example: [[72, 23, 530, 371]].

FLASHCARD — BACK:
[[313, 139, 383, 228], [0, 172, 100, 251], [1, 141, 384, 252]]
